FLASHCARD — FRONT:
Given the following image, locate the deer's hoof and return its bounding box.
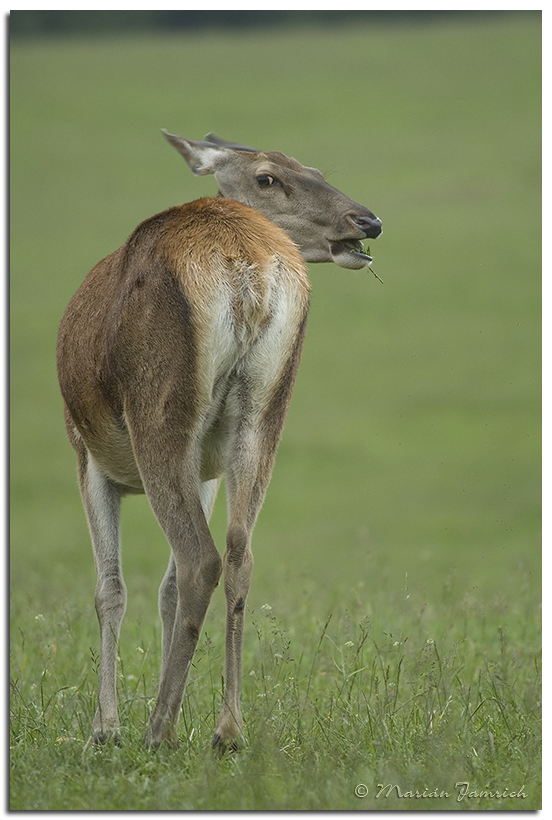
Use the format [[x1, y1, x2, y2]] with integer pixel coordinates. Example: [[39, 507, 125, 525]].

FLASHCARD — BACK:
[[92, 730, 122, 747], [211, 731, 241, 756], [143, 723, 179, 751]]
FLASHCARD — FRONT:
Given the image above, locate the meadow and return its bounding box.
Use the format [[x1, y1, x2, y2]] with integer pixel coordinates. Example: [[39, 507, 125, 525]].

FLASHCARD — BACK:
[[10, 13, 541, 810]]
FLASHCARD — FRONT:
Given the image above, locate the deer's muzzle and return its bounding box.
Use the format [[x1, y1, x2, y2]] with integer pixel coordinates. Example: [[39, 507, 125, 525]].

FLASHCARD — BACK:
[[350, 214, 382, 239]]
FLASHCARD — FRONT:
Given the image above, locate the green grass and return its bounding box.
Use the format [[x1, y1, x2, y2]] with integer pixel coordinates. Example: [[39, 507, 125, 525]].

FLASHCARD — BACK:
[[10, 584, 540, 809], [10, 13, 541, 810]]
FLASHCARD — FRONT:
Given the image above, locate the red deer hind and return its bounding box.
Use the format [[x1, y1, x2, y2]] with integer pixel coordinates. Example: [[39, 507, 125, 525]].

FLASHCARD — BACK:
[[56, 131, 382, 751]]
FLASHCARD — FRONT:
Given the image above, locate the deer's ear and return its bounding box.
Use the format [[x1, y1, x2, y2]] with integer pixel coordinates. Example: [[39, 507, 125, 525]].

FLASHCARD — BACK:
[[162, 130, 226, 176], [204, 133, 258, 153]]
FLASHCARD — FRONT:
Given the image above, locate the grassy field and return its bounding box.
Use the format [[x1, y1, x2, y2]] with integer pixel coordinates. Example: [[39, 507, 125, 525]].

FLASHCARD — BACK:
[[10, 13, 541, 810]]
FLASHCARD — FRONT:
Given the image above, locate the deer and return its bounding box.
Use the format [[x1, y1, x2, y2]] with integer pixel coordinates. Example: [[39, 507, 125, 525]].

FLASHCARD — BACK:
[[56, 131, 382, 752]]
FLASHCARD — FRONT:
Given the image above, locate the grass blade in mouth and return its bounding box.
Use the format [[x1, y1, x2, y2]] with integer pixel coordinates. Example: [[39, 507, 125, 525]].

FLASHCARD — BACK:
[[369, 265, 384, 283], [364, 245, 384, 283]]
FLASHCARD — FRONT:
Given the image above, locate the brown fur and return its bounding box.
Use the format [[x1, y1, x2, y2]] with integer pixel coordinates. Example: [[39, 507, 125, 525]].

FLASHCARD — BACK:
[[57, 134, 381, 751]]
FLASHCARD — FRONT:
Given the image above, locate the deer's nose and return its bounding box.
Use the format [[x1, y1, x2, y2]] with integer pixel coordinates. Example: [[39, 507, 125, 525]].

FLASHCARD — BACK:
[[351, 214, 382, 239]]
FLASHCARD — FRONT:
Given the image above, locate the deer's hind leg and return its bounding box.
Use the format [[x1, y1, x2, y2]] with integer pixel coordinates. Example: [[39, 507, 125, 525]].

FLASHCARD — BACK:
[[158, 477, 221, 680], [212, 405, 288, 751], [77, 445, 126, 744], [123, 420, 222, 749], [213, 318, 308, 752]]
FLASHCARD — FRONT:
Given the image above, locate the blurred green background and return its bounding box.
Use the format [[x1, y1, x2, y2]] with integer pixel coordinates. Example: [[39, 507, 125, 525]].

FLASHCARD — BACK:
[[11, 11, 540, 630]]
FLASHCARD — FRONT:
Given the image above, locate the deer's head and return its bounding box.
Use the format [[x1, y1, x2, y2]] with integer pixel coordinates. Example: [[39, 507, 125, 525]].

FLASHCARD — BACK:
[[163, 131, 382, 271]]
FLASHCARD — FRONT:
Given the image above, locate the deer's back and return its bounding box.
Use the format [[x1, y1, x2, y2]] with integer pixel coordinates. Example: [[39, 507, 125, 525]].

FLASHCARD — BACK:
[[57, 197, 310, 489]]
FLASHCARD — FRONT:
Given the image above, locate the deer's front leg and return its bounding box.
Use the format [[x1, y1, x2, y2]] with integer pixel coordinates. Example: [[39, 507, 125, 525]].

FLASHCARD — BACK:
[[77, 449, 126, 745]]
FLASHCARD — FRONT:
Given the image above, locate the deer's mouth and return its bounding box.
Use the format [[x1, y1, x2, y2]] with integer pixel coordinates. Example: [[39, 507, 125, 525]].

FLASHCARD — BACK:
[[330, 239, 373, 270]]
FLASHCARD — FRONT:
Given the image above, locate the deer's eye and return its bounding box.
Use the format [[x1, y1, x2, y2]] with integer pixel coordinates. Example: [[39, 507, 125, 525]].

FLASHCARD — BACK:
[[256, 174, 278, 188]]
